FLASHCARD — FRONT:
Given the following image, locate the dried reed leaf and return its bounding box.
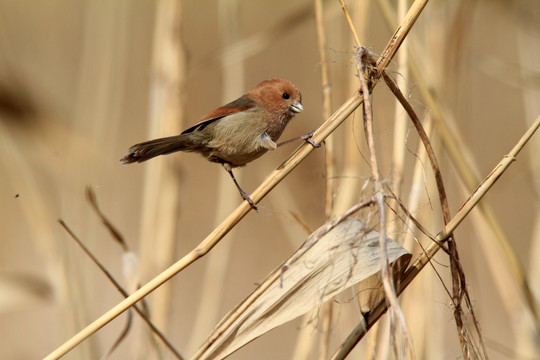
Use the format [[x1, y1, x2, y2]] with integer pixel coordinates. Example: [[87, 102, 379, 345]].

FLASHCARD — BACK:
[[197, 218, 411, 360], [356, 253, 411, 315]]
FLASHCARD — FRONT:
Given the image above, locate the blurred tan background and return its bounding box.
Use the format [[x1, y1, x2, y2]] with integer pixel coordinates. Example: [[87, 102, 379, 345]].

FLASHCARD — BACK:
[[1, 1, 539, 359]]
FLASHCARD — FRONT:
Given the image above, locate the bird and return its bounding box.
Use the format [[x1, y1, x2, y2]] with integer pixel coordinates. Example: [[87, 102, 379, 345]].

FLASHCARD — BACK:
[[121, 79, 314, 211]]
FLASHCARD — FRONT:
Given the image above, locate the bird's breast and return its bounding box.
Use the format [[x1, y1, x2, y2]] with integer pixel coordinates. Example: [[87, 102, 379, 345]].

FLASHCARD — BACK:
[[204, 109, 273, 166]]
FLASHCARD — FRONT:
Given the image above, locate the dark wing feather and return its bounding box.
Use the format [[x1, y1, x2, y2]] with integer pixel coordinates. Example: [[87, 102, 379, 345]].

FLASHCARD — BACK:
[[181, 96, 256, 134]]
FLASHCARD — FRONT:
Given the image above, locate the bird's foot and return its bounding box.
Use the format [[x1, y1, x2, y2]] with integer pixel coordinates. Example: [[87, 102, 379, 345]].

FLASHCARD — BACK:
[[300, 130, 321, 148], [240, 190, 258, 212], [276, 129, 322, 148]]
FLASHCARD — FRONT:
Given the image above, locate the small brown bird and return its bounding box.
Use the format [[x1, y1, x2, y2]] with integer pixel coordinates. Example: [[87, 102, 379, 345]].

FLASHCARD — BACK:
[[121, 79, 312, 210]]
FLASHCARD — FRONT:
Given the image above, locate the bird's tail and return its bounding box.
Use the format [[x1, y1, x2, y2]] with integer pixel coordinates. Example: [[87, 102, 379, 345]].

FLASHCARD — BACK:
[[121, 133, 205, 164]]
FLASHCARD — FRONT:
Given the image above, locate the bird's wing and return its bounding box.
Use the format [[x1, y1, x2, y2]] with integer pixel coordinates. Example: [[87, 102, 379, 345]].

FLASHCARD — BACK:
[[181, 96, 257, 134]]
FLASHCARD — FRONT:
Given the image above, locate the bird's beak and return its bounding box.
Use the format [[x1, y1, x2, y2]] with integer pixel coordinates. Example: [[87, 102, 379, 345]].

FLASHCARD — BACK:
[[290, 101, 303, 113]]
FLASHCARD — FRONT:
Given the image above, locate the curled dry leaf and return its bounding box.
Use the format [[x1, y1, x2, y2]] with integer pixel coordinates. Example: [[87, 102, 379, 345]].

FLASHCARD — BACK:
[[196, 218, 411, 360]]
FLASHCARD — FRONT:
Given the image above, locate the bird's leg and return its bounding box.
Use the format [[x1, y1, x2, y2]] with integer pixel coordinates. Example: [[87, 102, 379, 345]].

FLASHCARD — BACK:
[[276, 129, 321, 148], [223, 164, 258, 212]]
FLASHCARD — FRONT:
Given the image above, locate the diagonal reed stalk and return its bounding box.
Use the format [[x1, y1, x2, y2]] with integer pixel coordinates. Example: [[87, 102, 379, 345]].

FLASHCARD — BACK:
[[186, 0, 245, 354], [377, 0, 540, 331], [44, 1, 428, 358], [330, 114, 540, 359], [383, 70, 487, 359], [138, 4, 185, 353], [340, 0, 429, 357], [58, 219, 184, 359], [44, 88, 364, 360]]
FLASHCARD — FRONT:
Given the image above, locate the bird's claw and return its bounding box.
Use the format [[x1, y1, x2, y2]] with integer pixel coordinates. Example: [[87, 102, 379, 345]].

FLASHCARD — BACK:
[[301, 130, 321, 148], [276, 130, 321, 148], [241, 191, 258, 212], [306, 137, 321, 148]]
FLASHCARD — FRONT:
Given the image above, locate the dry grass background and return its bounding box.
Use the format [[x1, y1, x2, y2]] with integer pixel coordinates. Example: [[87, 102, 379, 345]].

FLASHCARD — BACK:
[[0, 0, 539, 359]]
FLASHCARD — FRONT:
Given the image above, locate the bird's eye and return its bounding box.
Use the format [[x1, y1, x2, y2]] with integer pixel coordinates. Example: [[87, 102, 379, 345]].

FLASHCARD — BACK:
[[282, 93, 290, 99]]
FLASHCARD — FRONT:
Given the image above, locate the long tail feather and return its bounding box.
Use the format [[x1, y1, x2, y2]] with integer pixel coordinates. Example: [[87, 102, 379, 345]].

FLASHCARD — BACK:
[[121, 134, 202, 164]]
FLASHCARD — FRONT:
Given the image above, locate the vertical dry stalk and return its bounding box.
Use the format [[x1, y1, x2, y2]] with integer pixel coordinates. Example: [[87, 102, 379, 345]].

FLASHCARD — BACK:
[[332, 115, 540, 358], [0, 120, 88, 352], [334, 3, 379, 356], [333, 0, 369, 218], [314, 0, 334, 358], [3, 2, 538, 360], [377, 0, 540, 333], [333, 0, 480, 357], [186, 0, 243, 354], [387, 5, 477, 355], [338, 0, 361, 47], [43, 1, 427, 358], [383, 70, 487, 359], [315, 0, 335, 218], [389, 0, 409, 228], [44, 89, 365, 360], [137, 2, 185, 357], [339, 0, 429, 358], [72, 4, 133, 358], [357, 49, 414, 360], [399, 115, 434, 358]]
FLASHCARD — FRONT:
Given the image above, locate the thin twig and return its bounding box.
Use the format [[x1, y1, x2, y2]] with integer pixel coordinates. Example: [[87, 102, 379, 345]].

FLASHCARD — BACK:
[[357, 47, 415, 360], [44, 0, 429, 356], [382, 70, 448, 223], [86, 187, 127, 250], [385, 195, 454, 301], [44, 90, 365, 360], [382, 68, 480, 359], [377, 0, 540, 332], [58, 220, 184, 360], [331, 115, 540, 358], [338, 0, 361, 47]]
